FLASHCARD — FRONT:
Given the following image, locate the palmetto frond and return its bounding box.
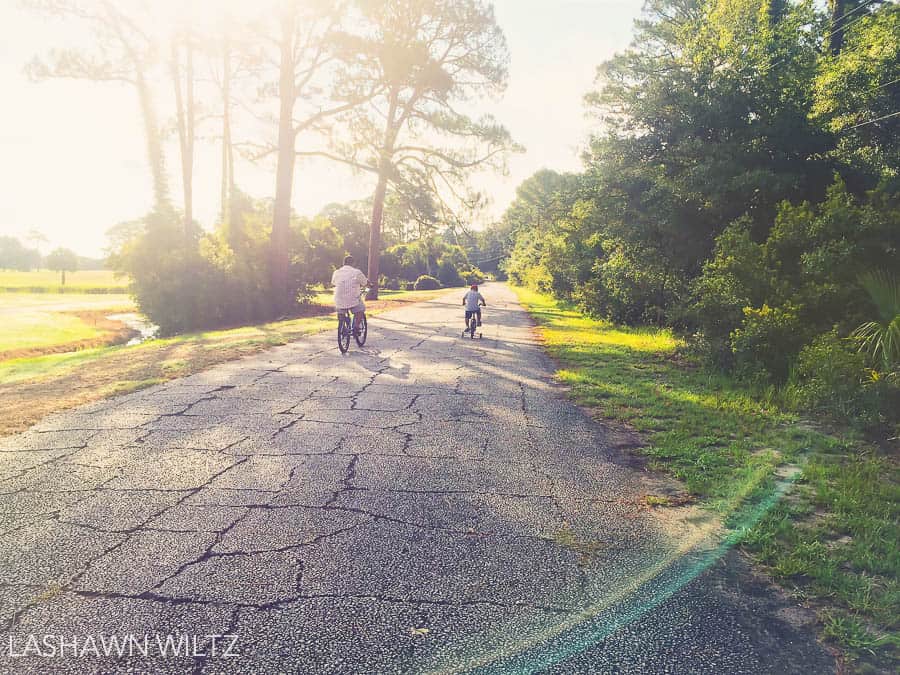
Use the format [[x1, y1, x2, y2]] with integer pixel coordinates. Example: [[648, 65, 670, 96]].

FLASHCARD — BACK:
[[852, 271, 900, 371]]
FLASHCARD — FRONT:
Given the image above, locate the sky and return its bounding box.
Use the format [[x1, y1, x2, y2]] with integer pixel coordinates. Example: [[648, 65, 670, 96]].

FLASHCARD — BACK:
[[0, 0, 643, 257]]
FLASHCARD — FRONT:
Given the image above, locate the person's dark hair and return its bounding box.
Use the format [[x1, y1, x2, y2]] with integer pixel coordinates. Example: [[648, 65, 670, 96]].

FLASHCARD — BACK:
[[343, 255, 354, 266]]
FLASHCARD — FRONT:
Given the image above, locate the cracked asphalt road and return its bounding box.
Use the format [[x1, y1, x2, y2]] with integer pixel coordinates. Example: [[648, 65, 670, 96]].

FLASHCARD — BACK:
[[0, 284, 834, 673]]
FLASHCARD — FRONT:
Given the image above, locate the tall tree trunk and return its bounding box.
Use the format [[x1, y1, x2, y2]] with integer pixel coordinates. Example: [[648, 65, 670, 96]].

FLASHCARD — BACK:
[[101, 1, 167, 212], [135, 66, 168, 210], [366, 169, 388, 299], [829, 0, 848, 55], [221, 37, 234, 226], [271, 12, 296, 313], [185, 36, 194, 229], [366, 90, 399, 300], [171, 34, 194, 232]]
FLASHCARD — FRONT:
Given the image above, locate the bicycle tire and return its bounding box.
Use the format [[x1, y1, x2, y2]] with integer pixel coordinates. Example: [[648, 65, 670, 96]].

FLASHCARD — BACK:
[[354, 314, 368, 346], [469, 316, 476, 339], [337, 315, 351, 353]]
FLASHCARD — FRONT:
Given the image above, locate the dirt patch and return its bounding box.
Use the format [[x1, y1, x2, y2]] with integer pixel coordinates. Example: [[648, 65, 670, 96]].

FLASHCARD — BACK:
[[0, 337, 267, 435], [642, 493, 697, 508]]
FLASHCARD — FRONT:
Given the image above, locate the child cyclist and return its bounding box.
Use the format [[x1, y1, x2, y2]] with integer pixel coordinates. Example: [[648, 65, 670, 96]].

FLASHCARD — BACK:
[[462, 284, 486, 331]]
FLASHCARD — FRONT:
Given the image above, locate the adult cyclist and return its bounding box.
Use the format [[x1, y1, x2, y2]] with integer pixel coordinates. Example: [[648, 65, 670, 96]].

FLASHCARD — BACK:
[[331, 255, 368, 332]]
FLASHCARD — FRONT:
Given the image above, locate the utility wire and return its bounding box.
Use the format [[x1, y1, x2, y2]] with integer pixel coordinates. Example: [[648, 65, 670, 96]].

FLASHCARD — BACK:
[[847, 109, 900, 129], [757, 0, 884, 77], [470, 253, 507, 265], [870, 75, 900, 93], [829, 0, 880, 29], [819, 4, 880, 46]]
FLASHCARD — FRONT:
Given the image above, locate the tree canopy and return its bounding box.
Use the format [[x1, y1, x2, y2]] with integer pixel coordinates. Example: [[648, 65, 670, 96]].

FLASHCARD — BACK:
[[495, 0, 899, 397]]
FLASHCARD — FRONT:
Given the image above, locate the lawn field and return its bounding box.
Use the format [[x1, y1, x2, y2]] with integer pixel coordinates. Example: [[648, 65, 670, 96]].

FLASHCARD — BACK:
[[515, 286, 899, 670], [0, 287, 446, 435], [0, 286, 427, 364], [0, 269, 127, 293], [0, 293, 136, 357]]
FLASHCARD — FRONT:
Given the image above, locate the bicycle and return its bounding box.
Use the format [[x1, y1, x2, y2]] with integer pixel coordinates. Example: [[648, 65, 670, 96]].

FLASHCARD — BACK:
[[462, 308, 483, 339], [337, 288, 368, 353]]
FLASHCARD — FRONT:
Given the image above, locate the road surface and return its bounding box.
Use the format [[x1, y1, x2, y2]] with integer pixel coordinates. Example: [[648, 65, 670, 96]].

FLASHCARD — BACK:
[[0, 284, 834, 673]]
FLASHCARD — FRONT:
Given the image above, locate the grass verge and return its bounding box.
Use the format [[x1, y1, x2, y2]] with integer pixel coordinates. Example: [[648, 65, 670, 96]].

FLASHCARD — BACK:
[[0, 289, 444, 436], [514, 286, 899, 672]]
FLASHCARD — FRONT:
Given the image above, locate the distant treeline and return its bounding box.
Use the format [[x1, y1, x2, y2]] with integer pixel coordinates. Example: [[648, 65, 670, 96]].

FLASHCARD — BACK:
[[0, 235, 105, 273]]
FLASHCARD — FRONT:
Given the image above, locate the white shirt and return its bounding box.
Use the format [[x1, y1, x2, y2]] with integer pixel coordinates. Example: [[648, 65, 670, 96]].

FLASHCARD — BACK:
[[463, 290, 485, 311], [331, 265, 367, 309]]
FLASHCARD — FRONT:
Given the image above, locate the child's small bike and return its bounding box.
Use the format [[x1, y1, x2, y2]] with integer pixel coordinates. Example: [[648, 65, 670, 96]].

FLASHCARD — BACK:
[[337, 288, 368, 353], [462, 310, 483, 339]]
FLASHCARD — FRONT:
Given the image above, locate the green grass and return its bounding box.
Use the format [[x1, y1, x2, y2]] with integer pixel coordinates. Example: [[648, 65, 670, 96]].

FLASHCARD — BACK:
[[0, 287, 448, 437], [0, 285, 424, 364], [0, 287, 442, 387], [0, 293, 135, 354], [515, 286, 899, 669], [0, 313, 332, 386], [0, 270, 127, 293], [0, 345, 124, 384], [0, 312, 102, 352]]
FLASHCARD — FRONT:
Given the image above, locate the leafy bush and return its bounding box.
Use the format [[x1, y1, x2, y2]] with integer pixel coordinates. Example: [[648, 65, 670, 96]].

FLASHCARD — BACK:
[[116, 205, 284, 334], [690, 217, 772, 342], [414, 275, 441, 290], [730, 303, 807, 383], [379, 276, 401, 291], [464, 267, 484, 285], [380, 238, 476, 287], [785, 331, 871, 420], [585, 247, 685, 326], [436, 259, 464, 287]]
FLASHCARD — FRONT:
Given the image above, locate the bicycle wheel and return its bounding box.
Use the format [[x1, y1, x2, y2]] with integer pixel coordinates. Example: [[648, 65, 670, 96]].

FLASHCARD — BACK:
[[337, 315, 351, 353], [469, 316, 476, 339], [354, 313, 367, 346]]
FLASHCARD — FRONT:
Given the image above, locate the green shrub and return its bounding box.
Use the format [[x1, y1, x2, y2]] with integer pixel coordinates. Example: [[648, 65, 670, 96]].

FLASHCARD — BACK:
[[730, 303, 807, 383], [115, 207, 278, 334], [436, 259, 465, 287], [785, 331, 872, 420], [414, 275, 442, 290], [378, 275, 401, 291], [579, 246, 685, 326], [851, 270, 900, 373], [690, 217, 772, 342], [464, 267, 485, 285]]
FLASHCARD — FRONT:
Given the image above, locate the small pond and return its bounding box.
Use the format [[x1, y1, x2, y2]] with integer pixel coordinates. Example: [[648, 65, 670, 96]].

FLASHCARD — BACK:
[[106, 313, 159, 346]]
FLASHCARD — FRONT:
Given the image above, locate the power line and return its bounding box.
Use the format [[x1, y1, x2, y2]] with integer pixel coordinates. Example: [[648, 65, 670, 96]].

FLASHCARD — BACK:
[[830, 0, 880, 29], [819, 3, 880, 47], [832, 78, 900, 129], [847, 109, 900, 129], [470, 253, 507, 265], [870, 75, 900, 93], [757, 0, 883, 77]]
